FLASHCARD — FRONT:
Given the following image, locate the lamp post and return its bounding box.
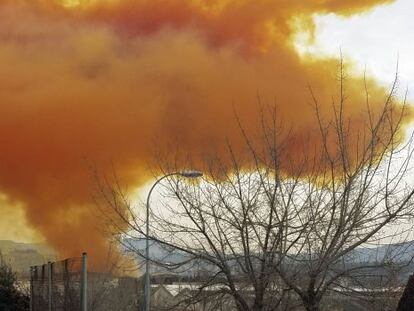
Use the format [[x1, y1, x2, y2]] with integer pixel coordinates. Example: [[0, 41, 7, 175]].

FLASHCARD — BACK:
[[144, 170, 203, 311]]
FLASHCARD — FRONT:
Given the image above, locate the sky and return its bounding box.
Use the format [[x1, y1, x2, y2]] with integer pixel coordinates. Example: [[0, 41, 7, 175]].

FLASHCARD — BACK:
[[0, 0, 413, 265], [300, 0, 414, 97]]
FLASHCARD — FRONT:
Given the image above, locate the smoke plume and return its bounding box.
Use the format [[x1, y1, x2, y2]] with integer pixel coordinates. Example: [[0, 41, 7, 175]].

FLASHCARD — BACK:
[[0, 0, 408, 265]]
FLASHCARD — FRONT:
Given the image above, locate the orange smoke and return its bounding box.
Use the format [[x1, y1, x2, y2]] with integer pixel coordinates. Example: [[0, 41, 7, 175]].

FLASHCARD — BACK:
[[0, 0, 407, 265]]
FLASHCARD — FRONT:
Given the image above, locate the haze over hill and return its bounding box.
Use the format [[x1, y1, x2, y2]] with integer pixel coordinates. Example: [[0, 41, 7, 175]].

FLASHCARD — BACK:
[[0, 240, 56, 275], [125, 238, 414, 264]]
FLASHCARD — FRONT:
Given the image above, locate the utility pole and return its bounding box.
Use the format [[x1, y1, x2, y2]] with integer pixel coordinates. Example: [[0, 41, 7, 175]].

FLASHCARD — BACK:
[[80, 252, 88, 311]]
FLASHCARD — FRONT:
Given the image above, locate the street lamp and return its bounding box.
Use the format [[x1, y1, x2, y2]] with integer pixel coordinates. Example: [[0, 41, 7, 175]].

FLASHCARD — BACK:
[[144, 170, 203, 311]]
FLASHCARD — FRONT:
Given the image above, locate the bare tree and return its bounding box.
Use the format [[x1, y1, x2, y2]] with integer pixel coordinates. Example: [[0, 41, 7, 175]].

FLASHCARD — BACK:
[[95, 64, 414, 311]]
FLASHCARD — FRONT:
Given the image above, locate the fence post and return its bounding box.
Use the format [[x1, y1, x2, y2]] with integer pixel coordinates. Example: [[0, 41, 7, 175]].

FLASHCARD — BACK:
[[63, 259, 68, 310], [80, 252, 88, 311], [48, 262, 52, 311], [30, 267, 33, 311]]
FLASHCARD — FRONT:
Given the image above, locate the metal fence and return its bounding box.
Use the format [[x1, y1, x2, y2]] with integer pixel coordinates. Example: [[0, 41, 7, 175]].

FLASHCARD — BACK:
[[30, 253, 87, 311], [30, 253, 142, 311]]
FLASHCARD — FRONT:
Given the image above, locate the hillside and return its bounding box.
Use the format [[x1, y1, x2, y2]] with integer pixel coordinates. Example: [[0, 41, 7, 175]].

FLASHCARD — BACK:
[[0, 240, 56, 275]]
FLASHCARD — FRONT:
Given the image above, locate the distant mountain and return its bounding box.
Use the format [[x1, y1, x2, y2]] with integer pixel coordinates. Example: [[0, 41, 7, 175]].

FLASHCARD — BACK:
[[123, 238, 414, 265], [123, 238, 414, 281], [122, 238, 191, 264], [348, 241, 414, 263], [122, 238, 218, 277], [4, 237, 414, 278], [0, 240, 56, 275]]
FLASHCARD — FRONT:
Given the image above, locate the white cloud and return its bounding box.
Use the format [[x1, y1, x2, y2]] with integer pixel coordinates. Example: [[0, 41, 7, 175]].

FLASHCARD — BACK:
[[297, 0, 414, 100]]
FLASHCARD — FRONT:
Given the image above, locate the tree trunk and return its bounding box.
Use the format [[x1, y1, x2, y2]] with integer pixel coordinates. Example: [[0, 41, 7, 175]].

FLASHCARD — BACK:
[[251, 287, 264, 311], [305, 304, 319, 311], [303, 292, 320, 311], [397, 273, 414, 311], [252, 303, 263, 311]]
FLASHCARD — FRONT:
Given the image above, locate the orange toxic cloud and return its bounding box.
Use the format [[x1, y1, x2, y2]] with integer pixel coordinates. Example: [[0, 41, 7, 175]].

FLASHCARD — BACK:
[[0, 0, 407, 267]]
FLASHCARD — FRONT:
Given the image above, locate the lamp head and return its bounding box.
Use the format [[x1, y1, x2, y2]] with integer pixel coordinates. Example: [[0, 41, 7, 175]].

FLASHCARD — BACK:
[[179, 170, 203, 178]]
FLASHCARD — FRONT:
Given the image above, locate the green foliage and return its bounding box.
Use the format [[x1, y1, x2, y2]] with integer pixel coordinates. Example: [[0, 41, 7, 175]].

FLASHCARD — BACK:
[[0, 253, 29, 311]]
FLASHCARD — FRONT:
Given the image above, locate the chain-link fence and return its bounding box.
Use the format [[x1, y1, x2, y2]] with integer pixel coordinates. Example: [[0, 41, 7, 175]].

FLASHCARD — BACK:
[[30, 253, 142, 311], [30, 254, 85, 311]]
